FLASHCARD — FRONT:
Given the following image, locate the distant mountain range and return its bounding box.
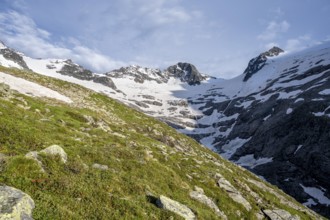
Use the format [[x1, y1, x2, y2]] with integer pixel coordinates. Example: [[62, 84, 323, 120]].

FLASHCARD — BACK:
[[1, 40, 329, 218]]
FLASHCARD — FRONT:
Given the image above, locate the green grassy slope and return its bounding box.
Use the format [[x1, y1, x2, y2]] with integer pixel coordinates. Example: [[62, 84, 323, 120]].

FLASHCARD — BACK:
[[0, 66, 323, 219]]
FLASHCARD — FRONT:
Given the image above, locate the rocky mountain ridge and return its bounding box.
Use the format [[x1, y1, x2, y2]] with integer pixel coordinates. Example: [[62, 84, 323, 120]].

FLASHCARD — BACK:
[[1, 40, 330, 218]]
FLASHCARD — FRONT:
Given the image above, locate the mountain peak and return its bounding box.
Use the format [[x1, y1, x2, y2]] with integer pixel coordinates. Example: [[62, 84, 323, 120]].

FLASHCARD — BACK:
[[243, 46, 284, 82], [0, 40, 7, 49], [261, 46, 284, 58], [165, 62, 206, 85]]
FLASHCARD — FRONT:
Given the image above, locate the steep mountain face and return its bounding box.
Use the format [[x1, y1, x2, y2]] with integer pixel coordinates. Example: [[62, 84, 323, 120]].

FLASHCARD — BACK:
[[0, 65, 323, 219], [1, 40, 330, 218], [165, 62, 207, 85], [0, 41, 30, 70], [243, 46, 284, 81], [185, 44, 330, 218]]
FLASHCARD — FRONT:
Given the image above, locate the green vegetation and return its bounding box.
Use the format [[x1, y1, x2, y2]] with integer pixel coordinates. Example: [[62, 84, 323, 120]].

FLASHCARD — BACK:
[[0, 66, 323, 219]]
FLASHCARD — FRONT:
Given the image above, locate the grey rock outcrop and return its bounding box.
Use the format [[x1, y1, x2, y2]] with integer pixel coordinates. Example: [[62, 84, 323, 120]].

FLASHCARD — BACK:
[[216, 173, 252, 211], [156, 195, 196, 220], [57, 59, 94, 80], [92, 76, 117, 90], [57, 60, 117, 90], [0, 186, 35, 220], [106, 65, 166, 84], [262, 209, 300, 220], [189, 186, 227, 219]]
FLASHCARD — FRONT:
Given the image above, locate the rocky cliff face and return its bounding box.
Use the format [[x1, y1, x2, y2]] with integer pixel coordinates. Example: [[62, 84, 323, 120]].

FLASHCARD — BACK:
[[165, 62, 207, 85], [243, 46, 284, 81], [106, 62, 207, 85], [0, 41, 30, 70]]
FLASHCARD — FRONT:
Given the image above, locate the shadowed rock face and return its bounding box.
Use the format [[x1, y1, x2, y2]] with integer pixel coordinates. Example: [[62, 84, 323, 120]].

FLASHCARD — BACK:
[[0, 48, 30, 70], [243, 47, 284, 82], [57, 59, 117, 90], [166, 62, 206, 85], [57, 59, 94, 80]]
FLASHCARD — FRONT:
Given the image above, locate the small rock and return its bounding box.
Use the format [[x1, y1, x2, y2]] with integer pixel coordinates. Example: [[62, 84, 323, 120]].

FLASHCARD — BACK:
[[0, 185, 35, 220], [0, 83, 11, 97], [92, 163, 109, 170], [40, 145, 67, 163], [0, 153, 6, 162], [25, 151, 44, 172], [157, 195, 196, 220], [0, 153, 6, 172]]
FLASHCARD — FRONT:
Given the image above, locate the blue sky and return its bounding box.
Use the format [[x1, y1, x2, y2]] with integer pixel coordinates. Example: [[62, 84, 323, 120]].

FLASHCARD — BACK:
[[0, 0, 329, 78]]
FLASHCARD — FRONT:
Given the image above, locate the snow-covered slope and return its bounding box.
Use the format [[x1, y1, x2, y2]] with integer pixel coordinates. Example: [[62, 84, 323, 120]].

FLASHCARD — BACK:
[[182, 42, 330, 218], [1, 40, 330, 218], [0, 72, 72, 103]]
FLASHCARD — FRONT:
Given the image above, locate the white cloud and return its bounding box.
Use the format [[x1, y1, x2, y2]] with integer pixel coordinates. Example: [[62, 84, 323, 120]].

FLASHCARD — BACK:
[[149, 7, 191, 25], [284, 35, 311, 52], [258, 20, 290, 41], [265, 42, 280, 50], [71, 46, 125, 72], [0, 10, 125, 72]]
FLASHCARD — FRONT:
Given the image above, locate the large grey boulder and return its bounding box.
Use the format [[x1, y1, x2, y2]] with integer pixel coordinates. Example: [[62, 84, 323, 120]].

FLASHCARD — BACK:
[[157, 195, 195, 220], [0, 186, 35, 220]]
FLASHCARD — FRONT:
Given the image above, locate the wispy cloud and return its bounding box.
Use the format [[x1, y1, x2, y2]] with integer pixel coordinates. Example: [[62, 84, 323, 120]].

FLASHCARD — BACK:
[[0, 10, 125, 72], [284, 35, 312, 52], [258, 20, 290, 41]]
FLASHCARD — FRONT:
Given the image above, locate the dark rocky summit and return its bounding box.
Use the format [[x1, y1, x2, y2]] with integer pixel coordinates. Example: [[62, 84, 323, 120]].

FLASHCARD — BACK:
[[106, 65, 166, 84], [243, 46, 284, 81], [57, 59, 117, 90], [0, 46, 30, 70], [57, 59, 94, 80], [166, 62, 206, 85]]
